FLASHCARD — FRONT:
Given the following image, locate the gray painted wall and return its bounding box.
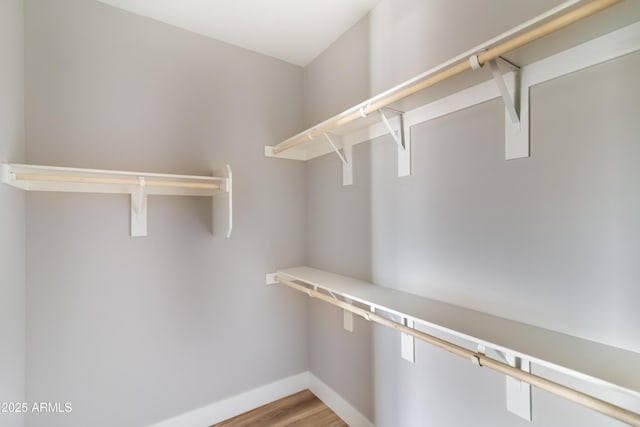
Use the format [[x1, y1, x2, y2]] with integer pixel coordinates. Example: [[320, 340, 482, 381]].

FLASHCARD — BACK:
[[303, 17, 371, 128], [24, 1, 307, 426], [0, 0, 26, 426], [304, 0, 640, 426], [14, 0, 640, 426], [304, 16, 374, 420]]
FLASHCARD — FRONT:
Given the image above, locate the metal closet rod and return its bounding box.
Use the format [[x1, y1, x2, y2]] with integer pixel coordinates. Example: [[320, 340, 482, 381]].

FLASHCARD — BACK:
[[273, 0, 623, 155], [275, 276, 640, 427], [13, 173, 222, 190]]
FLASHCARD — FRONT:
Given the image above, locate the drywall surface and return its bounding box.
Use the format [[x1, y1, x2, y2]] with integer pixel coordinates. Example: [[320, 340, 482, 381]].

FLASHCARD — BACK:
[[0, 1, 26, 426], [24, 1, 306, 426], [306, 144, 374, 421], [303, 17, 371, 127], [304, 15, 374, 422], [304, 0, 640, 426]]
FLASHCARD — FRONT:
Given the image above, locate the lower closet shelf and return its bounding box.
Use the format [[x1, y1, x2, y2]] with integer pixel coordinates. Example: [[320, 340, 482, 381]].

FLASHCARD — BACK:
[[268, 266, 640, 426]]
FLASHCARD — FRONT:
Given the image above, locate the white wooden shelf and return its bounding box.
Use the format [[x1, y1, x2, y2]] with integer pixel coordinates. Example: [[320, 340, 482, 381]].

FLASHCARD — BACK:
[[268, 267, 640, 425], [1, 163, 233, 237], [265, 0, 640, 186]]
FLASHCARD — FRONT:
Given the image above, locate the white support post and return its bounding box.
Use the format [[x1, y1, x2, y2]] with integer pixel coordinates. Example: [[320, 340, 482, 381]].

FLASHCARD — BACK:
[[401, 318, 415, 363], [378, 109, 411, 177], [323, 133, 353, 186], [399, 114, 411, 177], [488, 60, 529, 160], [487, 59, 520, 126], [342, 141, 353, 186], [343, 298, 354, 332], [504, 353, 532, 421], [323, 133, 348, 165], [487, 348, 532, 421], [470, 54, 527, 160], [378, 109, 403, 148], [130, 177, 147, 237], [505, 77, 530, 160]]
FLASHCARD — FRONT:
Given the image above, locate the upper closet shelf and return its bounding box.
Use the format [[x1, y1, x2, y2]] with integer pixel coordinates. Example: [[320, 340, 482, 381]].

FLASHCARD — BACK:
[[267, 267, 640, 426], [265, 0, 640, 186], [1, 163, 233, 238]]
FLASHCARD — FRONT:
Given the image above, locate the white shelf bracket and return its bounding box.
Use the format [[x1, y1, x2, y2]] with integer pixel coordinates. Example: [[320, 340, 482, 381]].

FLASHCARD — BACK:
[[487, 59, 520, 127], [379, 109, 411, 177], [498, 350, 532, 422], [401, 318, 415, 363], [130, 177, 148, 237], [470, 54, 527, 160], [506, 76, 530, 160], [343, 297, 354, 332], [378, 109, 404, 150], [323, 133, 353, 186], [469, 54, 520, 127], [400, 114, 412, 177], [482, 346, 532, 421], [323, 133, 348, 166], [342, 141, 353, 186]]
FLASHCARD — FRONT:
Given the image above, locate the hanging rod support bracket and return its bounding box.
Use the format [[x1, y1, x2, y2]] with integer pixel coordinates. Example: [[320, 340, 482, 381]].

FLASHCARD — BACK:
[[488, 59, 520, 126], [377, 109, 411, 177], [469, 53, 520, 127], [323, 133, 353, 186], [323, 133, 348, 166], [378, 109, 405, 151]]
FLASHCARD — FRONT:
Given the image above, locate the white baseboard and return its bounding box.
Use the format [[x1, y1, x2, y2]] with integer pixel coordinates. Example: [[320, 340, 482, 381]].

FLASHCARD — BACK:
[[149, 372, 308, 427], [148, 371, 374, 427], [307, 373, 374, 427]]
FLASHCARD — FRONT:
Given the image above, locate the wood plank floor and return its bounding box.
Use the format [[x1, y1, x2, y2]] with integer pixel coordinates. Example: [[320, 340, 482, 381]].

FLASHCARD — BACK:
[[211, 390, 348, 427]]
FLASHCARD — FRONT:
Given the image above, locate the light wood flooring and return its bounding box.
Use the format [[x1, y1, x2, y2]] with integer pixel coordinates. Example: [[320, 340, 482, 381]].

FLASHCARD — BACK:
[[211, 389, 348, 427]]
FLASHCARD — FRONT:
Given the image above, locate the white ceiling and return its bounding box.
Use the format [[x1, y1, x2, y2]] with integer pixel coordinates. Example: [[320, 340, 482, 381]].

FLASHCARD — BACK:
[[96, 0, 381, 66]]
